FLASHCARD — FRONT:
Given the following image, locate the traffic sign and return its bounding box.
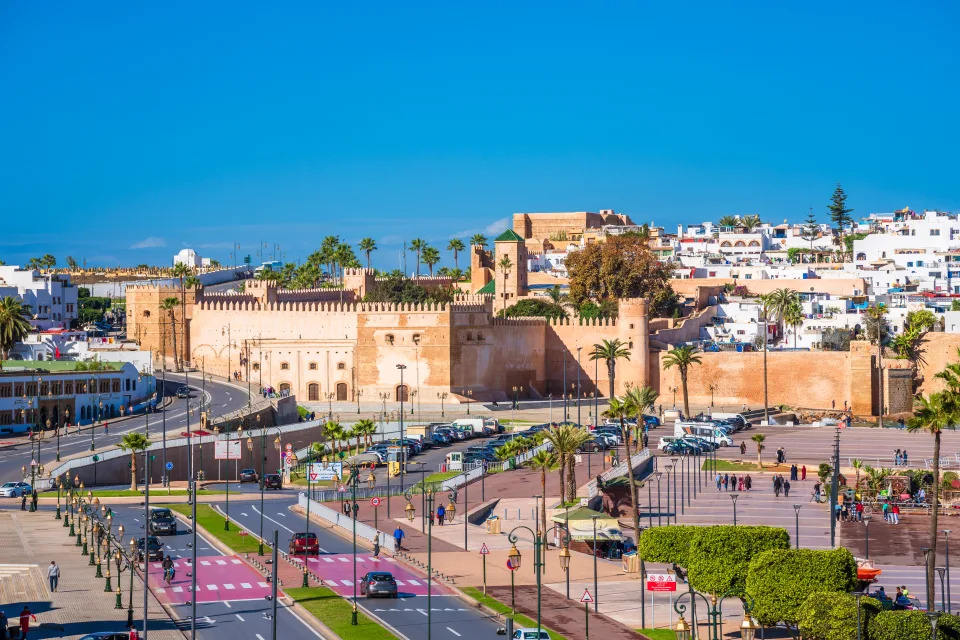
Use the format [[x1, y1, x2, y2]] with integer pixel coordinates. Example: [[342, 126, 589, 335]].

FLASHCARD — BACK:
[[285, 443, 293, 452], [479, 543, 490, 555], [337, 484, 346, 493], [309, 472, 318, 481], [92, 455, 100, 462], [165, 462, 174, 471], [646, 573, 678, 592], [371, 497, 382, 507], [238, 530, 248, 536], [506, 559, 517, 571], [580, 589, 593, 603]]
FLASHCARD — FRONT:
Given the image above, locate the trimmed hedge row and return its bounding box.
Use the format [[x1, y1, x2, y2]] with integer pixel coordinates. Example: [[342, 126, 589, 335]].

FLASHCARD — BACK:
[[637, 525, 696, 566], [689, 525, 789, 596], [868, 610, 960, 640], [798, 592, 881, 640]]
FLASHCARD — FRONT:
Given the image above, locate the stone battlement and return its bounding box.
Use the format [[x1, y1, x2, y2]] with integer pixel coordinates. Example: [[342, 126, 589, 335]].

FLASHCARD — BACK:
[[197, 299, 461, 313]]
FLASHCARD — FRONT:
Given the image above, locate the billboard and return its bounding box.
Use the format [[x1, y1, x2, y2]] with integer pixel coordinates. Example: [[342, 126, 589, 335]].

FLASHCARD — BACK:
[[214, 440, 243, 460], [309, 462, 343, 482]]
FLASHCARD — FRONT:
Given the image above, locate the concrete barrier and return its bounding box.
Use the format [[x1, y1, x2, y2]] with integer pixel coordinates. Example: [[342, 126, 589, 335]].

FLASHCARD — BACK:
[[298, 492, 397, 553]]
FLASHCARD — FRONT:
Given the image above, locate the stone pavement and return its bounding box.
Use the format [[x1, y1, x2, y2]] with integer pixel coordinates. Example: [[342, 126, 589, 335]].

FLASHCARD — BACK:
[[0, 507, 183, 639]]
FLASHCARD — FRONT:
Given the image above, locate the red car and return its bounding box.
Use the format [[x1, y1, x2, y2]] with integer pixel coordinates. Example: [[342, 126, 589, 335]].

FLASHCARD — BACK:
[[289, 532, 319, 555]]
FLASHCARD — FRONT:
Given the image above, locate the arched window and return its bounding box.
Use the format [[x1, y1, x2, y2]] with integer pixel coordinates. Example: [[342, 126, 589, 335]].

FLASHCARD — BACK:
[[412, 333, 421, 345], [720, 241, 732, 247], [252, 363, 260, 371], [856, 253, 867, 261], [748, 240, 760, 247], [308, 383, 319, 401], [396, 384, 409, 402], [337, 362, 346, 370], [142, 310, 151, 318], [280, 362, 290, 370], [308, 362, 318, 370], [279, 382, 291, 393], [734, 240, 746, 247], [336, 383, 348, 401]]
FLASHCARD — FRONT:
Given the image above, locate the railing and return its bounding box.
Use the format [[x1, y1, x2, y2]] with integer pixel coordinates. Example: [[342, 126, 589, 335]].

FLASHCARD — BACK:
[[585, 448, 651, 498], [298, 492, 396, 553]]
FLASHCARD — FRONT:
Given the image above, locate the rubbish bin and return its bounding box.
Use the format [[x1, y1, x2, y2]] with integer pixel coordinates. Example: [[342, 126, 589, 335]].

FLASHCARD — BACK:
[[623, 552, 640, 574], [486, 516, 501, 535]]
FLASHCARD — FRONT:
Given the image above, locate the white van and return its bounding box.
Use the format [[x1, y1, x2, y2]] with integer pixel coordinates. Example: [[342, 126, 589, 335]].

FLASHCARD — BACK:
[[674, 422, 734, 447]]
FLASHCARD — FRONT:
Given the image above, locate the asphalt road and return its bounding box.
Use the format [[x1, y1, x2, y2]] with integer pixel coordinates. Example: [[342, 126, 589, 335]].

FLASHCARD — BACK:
[[213, 494, 504, 640], [0, 373, 253, 484]]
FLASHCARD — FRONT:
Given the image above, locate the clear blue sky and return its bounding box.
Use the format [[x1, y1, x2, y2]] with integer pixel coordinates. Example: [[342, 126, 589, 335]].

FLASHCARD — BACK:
[[2, 2, 957, 269]]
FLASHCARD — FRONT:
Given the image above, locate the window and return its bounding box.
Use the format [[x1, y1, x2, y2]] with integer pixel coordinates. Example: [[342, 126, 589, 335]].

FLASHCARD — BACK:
[[64, 381, 74, 394], [14, 383, 23, 397], [931, 229, 941, 236], [252, 363, 260, 371], [125, 379, 131, 391], [142, 310, 150, 317], [279, 382, 291, 393], [112, 379, 121, 393], [337, 362, 346, 370], [40, 382, 49, 395], [100, 380, 110, 393], [308, 362, 318, 370], [396, 384, 409, 402], [280, 362, 290, 370], [412, 333, 421, 345], [0, 383, 11, 398], [385, 334, 395, 345]]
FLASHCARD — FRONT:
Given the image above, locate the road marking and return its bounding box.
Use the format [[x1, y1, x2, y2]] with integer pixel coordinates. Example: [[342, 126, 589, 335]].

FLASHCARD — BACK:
[[356, 557, 365, 563], [173, 587, 183, 593], [407, 579, 420, 586], [416, 608, 428, 617], [236, 614, 244, 621], [447, 627, 462, 637], [325, 580, 338, 588], [241, 512, 249, 517], [395, 580, 405, 586], [200, 561, 211, 566], [322, 558, 333, 563], [318, 547, 329, 553], [337, 557, 349, 563], [276, 512, 287, 517], [203, 616, 216, 624], [155, 588, 165, 593], [257, 581, 269, 588], [241, 582, 252, 589], [224, 583, 235, 590], [256, 635, 265, 640], [253, 506, 295, 533], [223, 601, 231, 608], [216, 560, 227, 565], [340, 579, 353, 586], [231, 559, 242, 564], [207, 585, 218, 591]]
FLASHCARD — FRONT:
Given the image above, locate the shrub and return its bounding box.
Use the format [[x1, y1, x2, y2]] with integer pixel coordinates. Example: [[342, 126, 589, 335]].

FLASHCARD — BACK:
[[688, 525, 789, 596], [746, 548, 858, 626], [868, 610, 960, 640], [797, 592, 880, 640], [637, 526, 696, 566]]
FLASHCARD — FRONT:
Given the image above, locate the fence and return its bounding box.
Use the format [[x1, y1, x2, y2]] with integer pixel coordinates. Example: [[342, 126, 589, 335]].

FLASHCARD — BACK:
[[298, 492, 396, 553], [585, 448, 652, 498]]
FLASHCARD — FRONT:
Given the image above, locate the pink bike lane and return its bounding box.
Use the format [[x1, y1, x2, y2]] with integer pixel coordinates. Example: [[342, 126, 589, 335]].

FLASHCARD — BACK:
[[147, 555, 278, 605]]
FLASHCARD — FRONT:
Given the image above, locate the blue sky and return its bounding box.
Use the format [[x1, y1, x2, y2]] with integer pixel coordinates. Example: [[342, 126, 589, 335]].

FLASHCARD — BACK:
[[2, 2, 958, 270]]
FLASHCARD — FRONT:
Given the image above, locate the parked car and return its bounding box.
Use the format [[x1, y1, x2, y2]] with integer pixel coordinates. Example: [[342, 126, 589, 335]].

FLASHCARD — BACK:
[[239, 468, 259, 483], [512, 629, 551, 640], [78, 634, 137, 640], [136, 536, 164, 562], [148, 508, 178, 535], [264, 473, 283, 489], [288, 532, 320, 555], [0, 481, 31, 498], [360, 571, 398, 598], [176, 386, 190, 398], [642, 415, 661, 428], [576, 439, 605, 453]]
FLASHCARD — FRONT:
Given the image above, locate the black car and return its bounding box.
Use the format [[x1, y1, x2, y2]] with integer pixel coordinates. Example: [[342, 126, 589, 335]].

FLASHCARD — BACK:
[[264, 473, 283, 489], [148, 508, 177, 535], [137, 536, 164, 562], [176, 386, 190, 398], [360, 571, 398, 598]]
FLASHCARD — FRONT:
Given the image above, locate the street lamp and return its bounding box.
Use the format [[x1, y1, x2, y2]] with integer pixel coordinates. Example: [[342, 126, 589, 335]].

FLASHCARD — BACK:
[[437, 392, 448, 417], [863, 515, 872, 559], [731, 493, 738, 526], [673, 615, 692, 640], [793, 504, 802, 549], [944, 529, 953, 614], [928, 610, 942, 640]]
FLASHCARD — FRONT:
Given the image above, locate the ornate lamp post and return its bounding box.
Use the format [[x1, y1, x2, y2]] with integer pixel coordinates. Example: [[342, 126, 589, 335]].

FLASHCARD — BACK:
[[731, 493, 739, 526], [355, 388, 363, 414], [507, 525, 543, 636], [437, 392, 448, 418], [674, 588, 758, 640]]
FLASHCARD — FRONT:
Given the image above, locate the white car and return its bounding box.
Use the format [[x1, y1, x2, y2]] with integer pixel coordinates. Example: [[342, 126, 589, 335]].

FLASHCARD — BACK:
[[513, 629, 550, 640], [0, 482, 32, 498]]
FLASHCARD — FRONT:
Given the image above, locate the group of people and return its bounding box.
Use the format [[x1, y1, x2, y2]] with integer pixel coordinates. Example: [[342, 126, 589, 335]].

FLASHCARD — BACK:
[[788, 464, 807, 481], [874, 586, 914, 609], [834, 500, 866, 522], [894, 449, 910, 466], [881, 501, 902, 524], [715, 473, 753, 492], [20, 489, 38, 511], [775, 447, 787, 464], [772, 475, 792, 497]]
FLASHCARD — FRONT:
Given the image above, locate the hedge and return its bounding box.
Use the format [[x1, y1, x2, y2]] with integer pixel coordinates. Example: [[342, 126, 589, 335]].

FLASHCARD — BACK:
[[637, 525, 696, 567], [687, 525, 790, 596], [746, 548, 858, 626], [797, 592, 880, 640], [868, 611, 960, 640]]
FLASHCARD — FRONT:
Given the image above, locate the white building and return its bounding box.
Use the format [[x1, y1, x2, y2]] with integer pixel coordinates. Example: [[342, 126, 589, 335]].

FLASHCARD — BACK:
[[9, 330, 152, 373], [0, 266, 78, 330], [173, 248, 202, 268]]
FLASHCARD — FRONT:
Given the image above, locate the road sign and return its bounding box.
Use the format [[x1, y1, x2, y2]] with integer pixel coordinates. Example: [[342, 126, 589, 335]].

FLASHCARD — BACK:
[[92, 455, 100, 462], [238, 530, 248, 536], [646, 573, 677, 592], [371, 497, 382, 507], [479, 543, 490, 555], [580, 589, 593, 603], [337, 484, 346, 493], [165, 462, 174, 471], [285, 443, 293, 452], [506, 559, 517, 571]]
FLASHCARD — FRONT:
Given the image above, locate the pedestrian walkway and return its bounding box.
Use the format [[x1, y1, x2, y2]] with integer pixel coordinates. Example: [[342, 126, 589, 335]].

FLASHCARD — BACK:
[[147, 555, 274, 604], [0, 508, 182, 639]]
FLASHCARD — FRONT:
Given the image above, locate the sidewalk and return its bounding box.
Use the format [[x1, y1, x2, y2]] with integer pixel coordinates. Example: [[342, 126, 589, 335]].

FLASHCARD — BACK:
[[0, 507, 183, 639]]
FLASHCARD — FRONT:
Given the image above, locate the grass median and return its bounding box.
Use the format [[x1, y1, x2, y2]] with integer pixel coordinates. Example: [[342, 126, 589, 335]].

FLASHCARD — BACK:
[[461, 586, 569, 640], [702, 459, 790, 472], [42, 489, 235, 497], [637, 629, 675, 640], [162, 503, 270, 555], [285, 586, 397, 640]]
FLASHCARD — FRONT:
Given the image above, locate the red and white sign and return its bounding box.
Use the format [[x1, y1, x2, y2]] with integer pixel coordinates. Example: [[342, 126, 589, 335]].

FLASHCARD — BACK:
[[214, 440, 242, 460], [285, 443, 293, 451], [479, 543, 490, 555], [580, 589, 593, 603], [371, 497, 382, 507], [646, 574, 677, 592], [337, 484, 347, 493], [506, 559, 517, 571], [238, 530, 248, 537]]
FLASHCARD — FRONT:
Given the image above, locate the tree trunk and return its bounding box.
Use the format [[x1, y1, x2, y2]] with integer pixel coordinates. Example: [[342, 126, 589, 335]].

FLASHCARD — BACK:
[[607, 360, 616, 401], [877, 342, 884, 428], [621, 417, 641, 539], [757, 446, 763, 469], [130, 452, 137, 492], [179, 277, 186, 371], [558, 453, 567, 504], [928, 431, 941, 608], [763, 311, 769, 424], [541, 467, 548, 562], [566, 454, 577, 504], [169, 313, 179, 372], [681, 371, 690, 419]]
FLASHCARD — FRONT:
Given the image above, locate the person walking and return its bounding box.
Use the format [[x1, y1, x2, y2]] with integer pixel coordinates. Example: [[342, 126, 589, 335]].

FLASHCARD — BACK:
[[892, 504, 900, 525], [740, 441, 746, 456], [437, 503, 446, 526], [21, 492, 27, 511], [19, 606, 35, 639], [737, 476, 744, 492], [784, 480, 791, 498], [128, 625, 140, 640], [715, 474, 722, 491], [373, 536, 380, 559], [31, 489, 38, 511], [813, 482, 821, 502], [773, 476, 781, 497], [790, 464, 798, 481], [393, 526, 405, 551], [882, 501, 890, 523], [745, 475, 752, 491], [856, 501, 864, 522], [801, 465, 807, 481], [47, 561, 60, 592], [722, 474, 729, 491], [902, 450, 908, 465]]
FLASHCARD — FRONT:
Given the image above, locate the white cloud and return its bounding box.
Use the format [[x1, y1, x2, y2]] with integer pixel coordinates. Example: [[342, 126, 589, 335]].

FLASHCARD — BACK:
[[130, 237, 166, 249], [451, 217, 511, 239]]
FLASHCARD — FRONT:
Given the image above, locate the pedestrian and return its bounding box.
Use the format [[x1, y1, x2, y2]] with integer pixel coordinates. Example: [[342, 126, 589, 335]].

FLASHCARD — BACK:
[[745, 475, 752, 491], [740, 441, 746, 456], [373, 536, 380, 558], [0, 609, 6, 637], [835, 503, 842, 521], [843, 400, 848, 411], [903, 450, 908, 465], [742, 403, 747, 412], [790, 464, 798, 481], [104, 421, 109, 435], [892, 504, 900, 525], [658, 405, 663, 417], [129, 625, 140, 640], [21, 492, 27, 511], [813, 482, 821, 502], [856, 501, 864, 522], [19, 606, 34, 639], [162, 556, 174, 585], [832, 399, 836, 409], [723, 474, 729, 491], [437, 503, 446, 526], [895, 449, 902, 466], [31, 489, 38, 511], [882, 501, 890, 523], [773, 476, 781, 497], [47, 561, 60, 592], [784, 480, 791, 497], [737, 477, 744, 492], [801, 465, 807, 481], [393, 526, 405, 551], [715, 474, 722, 491]]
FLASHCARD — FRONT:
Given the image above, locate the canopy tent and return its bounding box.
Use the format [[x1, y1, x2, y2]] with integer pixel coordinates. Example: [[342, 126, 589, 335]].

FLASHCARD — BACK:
[[551, 506, 623, 542]]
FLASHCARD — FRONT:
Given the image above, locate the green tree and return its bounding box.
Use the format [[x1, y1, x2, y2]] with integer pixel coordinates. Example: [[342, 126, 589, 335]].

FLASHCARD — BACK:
[[470, 234, 488, 249], [798, 592, 881, 640], [172, 262, 191, 369], [0, 296, 33, 359], [527, 449, 559, 562], [751, 433, 766, 468], [66, 256, 79, 270], [119, 432, 151, 491], [497, 254, 512, 313], [828, 183, 854, 255], [409, 238, 427, 277], [740, 214, 762, 231], [783, 301, 804, 349], [421, 246, 441, 276], [358, 238, 377, 270], [801, 207, 820, 250], [447, 238, 465, 270], [661, 345, 702, 418], [160, 297, 179, 370], [41, 254, 57, 269], [758, 293, 773, 422], [717, 215, 738, 228], [541, 424, 589, 504], [590, 339, 631, 400], [865, 303, 889, 426], [765, 288, 800, 344], [498, 298, 567, 320], [603, 396, 641, 541]]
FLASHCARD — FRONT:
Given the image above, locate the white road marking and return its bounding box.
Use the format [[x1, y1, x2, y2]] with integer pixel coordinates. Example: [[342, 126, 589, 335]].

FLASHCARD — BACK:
[[172, 587, 183, 593], [231, 559, 242, 564], [256, 635, 265, 640], [257, 581, 269, 588], [241, 512, 249, 517], [416, 608, 428, 617], [337, 557, 349, 563], [216, 560, 227, 565], [407, 579, 420, 586], [322, 558, 333, 563], [235, 614, 244, 621], [395, 580, 406, 586], [223, 601, 231, 608], [340, 579, 353, 586], [447, 627, 462, 637], [207, 585, 218, 591], [240, 582, 252, 589], [253, 506, 295, 533], [200, 561, 211, 566], [224, 583, 235, 590]]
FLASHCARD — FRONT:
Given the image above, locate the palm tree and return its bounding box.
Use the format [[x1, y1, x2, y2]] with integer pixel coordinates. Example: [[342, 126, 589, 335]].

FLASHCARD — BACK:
[[449, 268, 464, 282], [0, 296, 33, 359], [603, 397, 641, 544], [718, 215, 739, 228], [758, 293, 773, 424], [542, 424, 590, 504], [590, 339, 631, 400], [160, 297, 179, 371], [422, 247, 441, 276], [471, 234, 488, 250], [765, 288, 800, 345], [172, 263, 191, 369], [751, 433, 766, 469], [527, 450, 559, 558], [498, 255, 513, 313], [119, 432, 151, 491], [323, 420, 341, 455], [355, 418, 376, 447], [661, 346, 702, 418], [851, 459, 864, 492], [358, 238, 377, 270], [908, 391, 959, 607], [865, 304, 889, 426], [740, 214, 762, 231], [447, 238, 466, 270], [783, 301, 804, 349], [624, 385, 659, 444], [409, 239, 427, 277]]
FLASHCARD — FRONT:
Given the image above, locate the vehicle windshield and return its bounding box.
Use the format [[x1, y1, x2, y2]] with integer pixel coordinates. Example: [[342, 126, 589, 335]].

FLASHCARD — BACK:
[[296, 533, 317, 540], [369, 573, 393, 581], [151, 510, 172, 520], [1, 482, 15, 488]]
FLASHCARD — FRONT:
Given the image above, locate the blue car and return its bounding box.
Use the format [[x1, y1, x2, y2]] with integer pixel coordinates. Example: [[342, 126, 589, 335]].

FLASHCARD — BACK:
[[642, 415, 660, 428]]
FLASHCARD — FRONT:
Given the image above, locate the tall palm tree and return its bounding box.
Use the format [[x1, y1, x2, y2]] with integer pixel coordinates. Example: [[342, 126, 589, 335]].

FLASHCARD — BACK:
[[447, 238, 466, 270], [119, 432, 151, 491], [528, 450, 559, 559], [865, 304, 889, 426], [498, 255, 513, 313], [590, 339, 631, 400], [603, 397, 641, 551], [851, 459, 864, 492], [449, 268, 464, 282], [172, 263, 191, 370], [358, 238, 377, 270], [160, 297, 179, 371], [765, 288, 800, 345], [322, 420, 341, 455], [422, 247, 441, 276], [471, 234, 488, 250], [661, 346, 702, 418], [908, 391, 959, 607], [409, 239, 427, 277], [741, 214, 762, 231], [625, 385, 659, 444], [758, 293, 773, 424], [718, 215, 739, 228], [542, 424, 590, 504], [0, 296, 33, 359], [751, 433, 766, 469], [783, 301, 804, 349], [355, 418, 377, 447]]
